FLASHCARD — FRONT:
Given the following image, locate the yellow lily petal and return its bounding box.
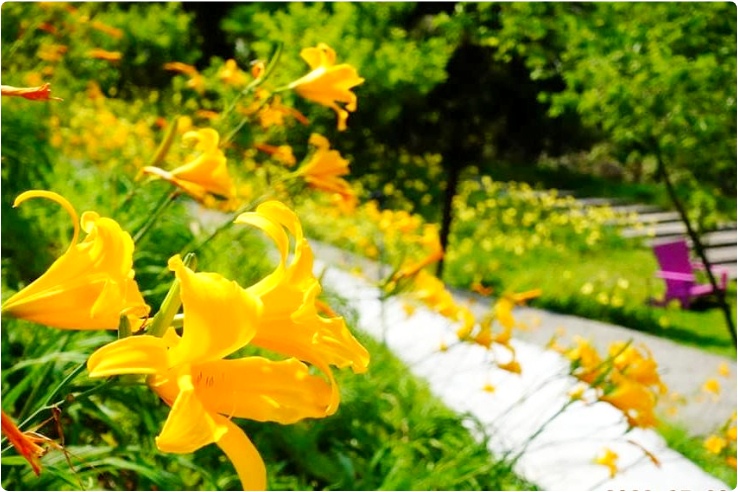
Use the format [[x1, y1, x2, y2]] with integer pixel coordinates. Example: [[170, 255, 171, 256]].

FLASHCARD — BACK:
[[237, 201, 369, 413], [143, 128, 235, 205], [289, 43, 364, 131], [1, 82, 63, 101], [214, 416, 266, 491], [156, 373, 227, 454], [294, 135, 356, 203], [87, 335, 169, 378], [194, 357, 334, 422], [233, 213, 290, 264], [1, 410, 46, 476], [2, 191, 149, 330], [167, 255, 262, 366]]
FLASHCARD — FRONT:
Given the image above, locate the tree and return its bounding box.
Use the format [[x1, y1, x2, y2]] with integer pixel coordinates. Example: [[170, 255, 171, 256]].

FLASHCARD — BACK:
[[493, 2, 737, 342]]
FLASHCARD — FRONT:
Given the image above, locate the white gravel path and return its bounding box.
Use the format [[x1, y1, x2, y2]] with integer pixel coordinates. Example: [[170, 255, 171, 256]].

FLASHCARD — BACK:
[[312, 244, 734, 491]]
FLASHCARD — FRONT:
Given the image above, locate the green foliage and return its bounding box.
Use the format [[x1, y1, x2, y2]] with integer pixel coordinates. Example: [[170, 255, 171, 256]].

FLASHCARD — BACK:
[[1, 3, 202, 97], [0, 317, 535, 491], [493, 3, 736, 198], [657, 421, 737, 489], [221, 2, 457, 187]]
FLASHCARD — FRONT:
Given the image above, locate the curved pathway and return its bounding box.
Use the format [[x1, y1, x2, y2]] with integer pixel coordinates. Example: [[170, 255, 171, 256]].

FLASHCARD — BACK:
[[312, 241, 735, 491]]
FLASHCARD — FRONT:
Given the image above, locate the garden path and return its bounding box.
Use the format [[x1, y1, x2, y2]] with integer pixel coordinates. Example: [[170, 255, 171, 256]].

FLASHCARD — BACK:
[[310, 241, 735, 491]]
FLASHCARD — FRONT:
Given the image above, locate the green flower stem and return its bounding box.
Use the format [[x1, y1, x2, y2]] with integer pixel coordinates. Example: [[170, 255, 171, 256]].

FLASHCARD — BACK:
[[506, 400, 574, 467], [182, 193, 273, 256], [220, 42, 283, 123], [147, 115, 180, 169], [114, 118, 179, 215], [17, 332, 72, 419], [42, 361, 87, 408], [132, 189, 180, 245], [222, 93, 275, 147], [147, 252, 197, 338], [16, 359, 87, 431], [220, 43, 283, 145]]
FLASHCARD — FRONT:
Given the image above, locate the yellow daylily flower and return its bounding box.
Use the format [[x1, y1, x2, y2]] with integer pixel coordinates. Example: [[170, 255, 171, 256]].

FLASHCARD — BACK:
[[2, 191, 149, 330], [594, 447, 619, 478], [704, 435, 727, 455], [143, 128, 235, 208], [412, 270, 460, 319], [88, 255, 334, 490], [610, 343, 667, 394], [288, 43, 365, 131], [235, 201, 370, 413], [239, 90, 310, 129], [254, 142, 297, 167], [36, 44, 67, 62], [1, 83, 62, 101], [494, 297, 516, 331], [294, 133, 355, 205], [1, 410, 46, 476], [496, 359, 522, 375], [87, 48, 122, 62], [393, 244, 444, 283], [702, 377, 721, 396], [218, 59, 248, 86], [600, 373, 657, 428], [565, 336, 603, 384], [89, 20, 124, 39], [163, 61, 204, 93]]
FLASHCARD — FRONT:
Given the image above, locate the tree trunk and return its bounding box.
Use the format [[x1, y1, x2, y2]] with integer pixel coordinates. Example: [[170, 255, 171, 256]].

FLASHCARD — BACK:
[[653, 144, 737, 348], [436, 163, 463, 279]]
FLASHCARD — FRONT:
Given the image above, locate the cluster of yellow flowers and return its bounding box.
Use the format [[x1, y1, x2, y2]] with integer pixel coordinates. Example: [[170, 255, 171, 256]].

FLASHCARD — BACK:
[[48, 84, 161, 171], [578, 276, 632, 308], [447, 176, 639, 279], [703, 412, 737, 469], [553, 336, 667, 429], [297, 191, 540, 375], [1, 190, 370, 489], [2, 26, 370, 488]]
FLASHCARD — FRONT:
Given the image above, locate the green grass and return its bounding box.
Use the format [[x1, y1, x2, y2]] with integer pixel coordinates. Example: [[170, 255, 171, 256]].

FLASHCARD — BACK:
[[657, 421, 737, 489], [443, 238, 737, 358], [0, 317, 536, 491]]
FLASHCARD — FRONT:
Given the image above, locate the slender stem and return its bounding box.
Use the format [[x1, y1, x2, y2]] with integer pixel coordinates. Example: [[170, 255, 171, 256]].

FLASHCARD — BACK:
[[42, 361, 88, 408], [72, 378, 118, 402], [222, 94, 274, 147], [17, 358, 87, 430], [506, 401, 573, 467], [182, 194, 273, 256], [221, 43, 283, 145], [18, 333, 71, 419], [114, 185, 139, 214], [132, 190, 180, 245]]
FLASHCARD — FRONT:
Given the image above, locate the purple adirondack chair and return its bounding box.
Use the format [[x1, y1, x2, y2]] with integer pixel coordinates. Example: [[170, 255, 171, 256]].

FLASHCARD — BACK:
[[651, 238, 728, 308]]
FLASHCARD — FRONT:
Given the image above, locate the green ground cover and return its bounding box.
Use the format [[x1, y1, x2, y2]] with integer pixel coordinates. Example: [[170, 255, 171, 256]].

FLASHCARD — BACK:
[[658, 421, 737, 489]]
